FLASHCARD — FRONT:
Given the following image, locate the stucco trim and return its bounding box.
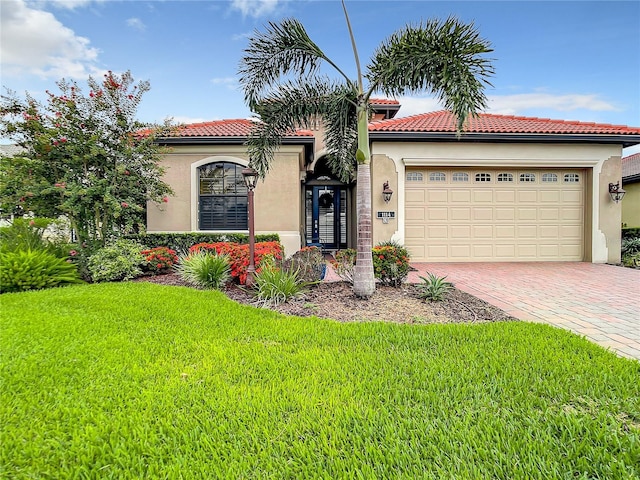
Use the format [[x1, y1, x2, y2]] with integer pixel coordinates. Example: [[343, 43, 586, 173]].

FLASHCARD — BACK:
[[190, 156, 249, 231]]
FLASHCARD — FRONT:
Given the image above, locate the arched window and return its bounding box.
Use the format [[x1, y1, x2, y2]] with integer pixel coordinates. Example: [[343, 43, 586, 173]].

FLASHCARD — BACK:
[[198, 162, 248, 230]]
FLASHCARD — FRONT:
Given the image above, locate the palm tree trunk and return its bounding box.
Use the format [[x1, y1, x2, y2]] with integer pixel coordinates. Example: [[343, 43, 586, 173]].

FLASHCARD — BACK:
[[352, 104, 375, 298]]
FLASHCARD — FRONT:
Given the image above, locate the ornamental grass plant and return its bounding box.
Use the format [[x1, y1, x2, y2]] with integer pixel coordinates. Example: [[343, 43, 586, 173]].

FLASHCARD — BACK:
[[1, 283, 639, 478], [175, 250, 231, 289]]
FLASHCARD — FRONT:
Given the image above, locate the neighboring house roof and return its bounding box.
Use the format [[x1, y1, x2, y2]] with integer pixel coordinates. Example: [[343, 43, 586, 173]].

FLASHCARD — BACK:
[[622, 153, 640, 184], [0, 144, 26, 157], [370, 98, 400, 106], [369, 111, 640, 147]]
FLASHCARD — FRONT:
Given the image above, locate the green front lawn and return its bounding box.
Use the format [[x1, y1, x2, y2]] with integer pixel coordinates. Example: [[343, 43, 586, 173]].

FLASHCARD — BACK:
[[1, 283, 638, 479]]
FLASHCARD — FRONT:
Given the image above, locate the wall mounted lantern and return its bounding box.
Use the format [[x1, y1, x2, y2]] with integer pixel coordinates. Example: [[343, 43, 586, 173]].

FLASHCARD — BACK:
[[608, 182, 626, 203], [242, 167, 258, 287], [382, 181, 393, 203]]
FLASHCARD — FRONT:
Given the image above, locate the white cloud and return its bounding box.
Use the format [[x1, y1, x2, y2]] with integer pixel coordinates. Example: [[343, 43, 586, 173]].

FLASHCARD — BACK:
[[394, 92, 619, 119], [167, 116, 214, 125], [394, 96, 443, 118], [0, 0, 101, 79], [232, 32, 252, 41], [126, 17, 146, 31], [486, 93, 618, 116], [230, 0, 280, 18], [211, 77, 238, 90]]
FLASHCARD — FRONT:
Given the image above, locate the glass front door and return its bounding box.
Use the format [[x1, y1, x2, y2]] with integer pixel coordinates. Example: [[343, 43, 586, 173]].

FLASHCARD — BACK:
[[305, 186, 347, 250]]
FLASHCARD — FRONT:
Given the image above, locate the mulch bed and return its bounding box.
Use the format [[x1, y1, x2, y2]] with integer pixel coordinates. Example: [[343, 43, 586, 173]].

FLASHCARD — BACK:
[[136, 273, 515, 324]]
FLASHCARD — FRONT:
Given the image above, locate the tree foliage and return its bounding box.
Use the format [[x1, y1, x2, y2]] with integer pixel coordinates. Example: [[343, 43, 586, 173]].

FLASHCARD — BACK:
[[0, 71, 174, 243], [238, 4, 494, 297]]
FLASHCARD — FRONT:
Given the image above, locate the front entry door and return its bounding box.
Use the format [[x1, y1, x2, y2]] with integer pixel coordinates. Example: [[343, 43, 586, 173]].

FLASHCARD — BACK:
[[306, 186, 347, 250]]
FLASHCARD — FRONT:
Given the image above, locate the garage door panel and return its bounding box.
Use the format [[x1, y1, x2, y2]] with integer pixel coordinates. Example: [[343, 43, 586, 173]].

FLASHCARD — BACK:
[[540, 208, 560, 220], [562, 208, 582, 221], [451, 208, 471, 220], [450, 225, 471, 239], [496, 190, 516, 203], [451, 190, 471, 202], [562, 190, 582, 203], [539, 225, 559, 238], [405, 168, 584, 262], [495, 225, 515, 238], [427, 225, 448, 239], [450, 245, 471, 258], [427, 208, 448, 220], [518, 190, 537, 202], [496, 208, 515, 220], [473, 208, 493, 221], [428, 190, 448, 203], [473, 225, 493, 238], [495, 244, 516, 258], [406, 189, 425, 203], [539, 190, 560, 202], [406, 207, 424, 221], [518, 208, 537, 220]]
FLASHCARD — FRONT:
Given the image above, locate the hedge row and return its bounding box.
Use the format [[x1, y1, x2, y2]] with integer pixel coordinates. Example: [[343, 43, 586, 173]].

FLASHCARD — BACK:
[[125, 233, 280, 252]]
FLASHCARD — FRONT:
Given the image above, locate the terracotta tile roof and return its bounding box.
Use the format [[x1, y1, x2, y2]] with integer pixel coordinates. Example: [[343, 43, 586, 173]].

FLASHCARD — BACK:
[[369, 110, 640, 135], [370, 98, 400, 106], [622, 153, 640, 179], [169, 119, 313, 138]]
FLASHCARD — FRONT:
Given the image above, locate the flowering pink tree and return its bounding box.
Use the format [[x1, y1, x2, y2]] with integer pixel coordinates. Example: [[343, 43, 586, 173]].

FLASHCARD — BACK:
[[0, 71, 174, 243]]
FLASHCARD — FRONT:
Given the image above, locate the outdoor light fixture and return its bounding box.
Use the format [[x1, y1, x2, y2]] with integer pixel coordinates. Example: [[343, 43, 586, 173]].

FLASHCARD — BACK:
[[382, 181, 393, 203], [608, 182, 626, 203], [242, 167, 258, 287]]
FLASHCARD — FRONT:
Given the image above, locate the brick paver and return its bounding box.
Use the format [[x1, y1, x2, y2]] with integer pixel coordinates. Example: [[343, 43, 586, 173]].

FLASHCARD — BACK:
[[408, 262, 640, 360]]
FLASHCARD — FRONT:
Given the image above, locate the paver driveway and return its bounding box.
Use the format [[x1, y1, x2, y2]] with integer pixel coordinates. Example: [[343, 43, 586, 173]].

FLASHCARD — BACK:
[[408, 263, 640, 359]]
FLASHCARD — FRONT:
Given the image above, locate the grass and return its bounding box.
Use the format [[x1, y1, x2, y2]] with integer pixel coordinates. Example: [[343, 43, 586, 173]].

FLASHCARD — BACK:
[[1, 283, 639, 479]]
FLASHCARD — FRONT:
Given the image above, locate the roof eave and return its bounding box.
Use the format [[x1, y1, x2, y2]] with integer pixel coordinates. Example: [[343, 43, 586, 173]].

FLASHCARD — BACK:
[[368, 131, 640, 147]]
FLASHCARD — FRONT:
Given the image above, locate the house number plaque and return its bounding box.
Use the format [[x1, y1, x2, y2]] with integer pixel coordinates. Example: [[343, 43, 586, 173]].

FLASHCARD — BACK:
[[377, 211, 395, 224]]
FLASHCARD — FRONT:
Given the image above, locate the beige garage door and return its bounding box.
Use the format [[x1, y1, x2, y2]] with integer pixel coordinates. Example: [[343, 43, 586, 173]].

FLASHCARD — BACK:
[[405, 168, 585, 262]]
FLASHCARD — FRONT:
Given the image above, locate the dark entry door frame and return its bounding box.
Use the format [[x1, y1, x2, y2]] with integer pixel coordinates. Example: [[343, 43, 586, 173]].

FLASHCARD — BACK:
[[305, 185, 348, 250]]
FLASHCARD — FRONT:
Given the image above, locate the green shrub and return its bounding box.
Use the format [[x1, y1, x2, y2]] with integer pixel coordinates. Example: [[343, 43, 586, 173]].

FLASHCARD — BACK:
[[418, 272, 453, 302], [0, 249, 82, 293], [87, 239, 147, 282], [283, 246, 326, 282], [330, 248, 357, 284], [175, 250, 231, 289], [622, 236, 640, 256], [126, 232, 280, 252], [0, 217, 69, 257], [622, 252, 640, 268], [622, 227, 640, 240], [253, 265, 308, 306], [372, 241, 411, 287]]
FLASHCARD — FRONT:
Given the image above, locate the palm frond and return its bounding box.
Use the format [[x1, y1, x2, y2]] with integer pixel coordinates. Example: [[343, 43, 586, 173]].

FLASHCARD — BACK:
[[366, 16, 494, 132], [247, 79, 357, 179], [322, 90, 360, 182], [239, 19, 331, 109]]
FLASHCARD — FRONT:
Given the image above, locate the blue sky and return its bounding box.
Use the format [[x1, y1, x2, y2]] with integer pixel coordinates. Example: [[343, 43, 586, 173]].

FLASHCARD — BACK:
[[1, 0, 639, 153]]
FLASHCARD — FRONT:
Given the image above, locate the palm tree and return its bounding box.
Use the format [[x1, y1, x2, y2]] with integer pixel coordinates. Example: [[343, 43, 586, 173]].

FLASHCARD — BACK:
[[238, 2, 493, 298]]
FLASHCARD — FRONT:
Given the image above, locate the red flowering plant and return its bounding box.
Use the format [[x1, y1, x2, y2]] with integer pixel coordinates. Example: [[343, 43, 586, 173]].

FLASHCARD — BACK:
[[189, 241, 283, 285], [141, 246, 178, 274], [371, 241, 411, 287]]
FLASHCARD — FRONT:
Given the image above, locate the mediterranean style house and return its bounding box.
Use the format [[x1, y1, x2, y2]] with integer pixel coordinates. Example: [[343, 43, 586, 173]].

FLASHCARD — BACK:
[[148, 100, 640, 264]]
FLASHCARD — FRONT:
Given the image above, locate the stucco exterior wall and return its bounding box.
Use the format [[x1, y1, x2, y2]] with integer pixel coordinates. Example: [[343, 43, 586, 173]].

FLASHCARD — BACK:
[[622, 182, 640, 228], [370, 141, 623, 264], [147, 144, 305, 257], [598, 156, 622, 263], [371, 154, 399, 246]]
